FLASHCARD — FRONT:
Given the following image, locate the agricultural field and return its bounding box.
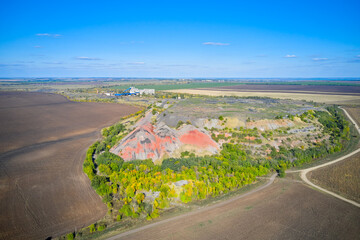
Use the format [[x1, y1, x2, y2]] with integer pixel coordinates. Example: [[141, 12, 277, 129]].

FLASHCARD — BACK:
[[106, 178, 360, 240], [308, 152, 360, 203], [107, 80, 360, 91], [109, 82, 243, 91], [0, 92, 140, 240], [344, 106, 360, 127], [166, 89, 360, 105], [201, 84, 360, 95], [307, 106, 360, 203], [2, 78, 359, 95]]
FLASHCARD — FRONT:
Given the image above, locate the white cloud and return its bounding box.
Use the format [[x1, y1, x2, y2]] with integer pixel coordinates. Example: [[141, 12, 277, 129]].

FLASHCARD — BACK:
[[312, 57, 328, 61], [284, 54, 296, 58], [36, 33, 62, 38], [202, 42, 230, 46], [36, 33, 50, 36], [75, 56, 101, 60]]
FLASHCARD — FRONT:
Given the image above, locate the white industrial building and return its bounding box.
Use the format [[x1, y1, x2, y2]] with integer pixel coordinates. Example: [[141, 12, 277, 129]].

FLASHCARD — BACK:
[[128, 87, 155, 95], [139, 88, 155, 95]]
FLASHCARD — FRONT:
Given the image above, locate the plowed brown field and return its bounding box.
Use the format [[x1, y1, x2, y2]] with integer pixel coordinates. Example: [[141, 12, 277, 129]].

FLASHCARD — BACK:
[[0, 92, 140, 240], [112, 178, 360, 240], [308, 106, 360, 203]]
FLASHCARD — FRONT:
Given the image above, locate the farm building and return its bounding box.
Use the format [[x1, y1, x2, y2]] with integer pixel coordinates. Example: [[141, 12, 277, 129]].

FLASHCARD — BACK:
[[115, 87, 155, 96], [139, 88, 155, 95]]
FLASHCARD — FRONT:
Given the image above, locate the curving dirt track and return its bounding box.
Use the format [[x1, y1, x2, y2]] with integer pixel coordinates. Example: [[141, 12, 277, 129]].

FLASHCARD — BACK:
[[0, 92, 140, 240]]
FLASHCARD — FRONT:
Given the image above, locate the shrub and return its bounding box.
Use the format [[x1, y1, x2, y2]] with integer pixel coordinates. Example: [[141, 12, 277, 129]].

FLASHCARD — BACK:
[[176, 120, 184, 129], [67, 233, 74, 240], [97, 224, 106, 232], [89, 224, 96, 233]]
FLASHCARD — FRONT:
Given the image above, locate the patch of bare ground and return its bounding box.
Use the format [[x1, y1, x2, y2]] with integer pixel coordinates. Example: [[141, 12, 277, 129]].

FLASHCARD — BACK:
[[0, 92, 140, 240], [111, 179, 360, 240], [308, 152, 360, 203]]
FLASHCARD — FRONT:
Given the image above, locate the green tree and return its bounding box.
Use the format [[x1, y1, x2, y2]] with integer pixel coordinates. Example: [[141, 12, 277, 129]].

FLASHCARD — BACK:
[[67, 233, 74, 240], [89, 224, 96, 233]]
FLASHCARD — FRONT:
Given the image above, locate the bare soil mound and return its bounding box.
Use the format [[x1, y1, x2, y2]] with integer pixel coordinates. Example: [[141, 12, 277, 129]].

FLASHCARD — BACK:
[[179, 129, 217, 148], [111, 120, 218, 161], [112, 122, 180, 160], [0, 92, 140, 240]]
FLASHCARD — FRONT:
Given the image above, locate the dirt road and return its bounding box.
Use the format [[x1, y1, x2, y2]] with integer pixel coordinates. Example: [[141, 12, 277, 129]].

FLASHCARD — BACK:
[[294, 107, 360, 207], [0, 92, 140, 240], [286, 107, 360, 207]]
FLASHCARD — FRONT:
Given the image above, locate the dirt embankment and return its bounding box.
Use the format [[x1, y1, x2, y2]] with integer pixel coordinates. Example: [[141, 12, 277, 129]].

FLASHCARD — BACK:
[[0, 92, 140, 240]]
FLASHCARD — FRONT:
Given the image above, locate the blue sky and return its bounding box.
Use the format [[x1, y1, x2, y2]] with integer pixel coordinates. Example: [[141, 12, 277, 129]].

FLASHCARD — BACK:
[[0, 0, 359, 78]]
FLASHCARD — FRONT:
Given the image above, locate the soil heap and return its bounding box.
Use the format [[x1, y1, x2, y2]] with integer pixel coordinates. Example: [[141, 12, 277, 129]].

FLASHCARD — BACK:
[[111, 122, 219, 161]]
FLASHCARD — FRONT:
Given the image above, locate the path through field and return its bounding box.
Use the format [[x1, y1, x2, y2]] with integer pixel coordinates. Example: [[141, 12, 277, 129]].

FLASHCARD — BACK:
[[288, 107, 360, 207]]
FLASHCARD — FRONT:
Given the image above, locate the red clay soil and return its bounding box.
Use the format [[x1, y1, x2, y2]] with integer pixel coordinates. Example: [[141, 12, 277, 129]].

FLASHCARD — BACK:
[[0, 92, 140, 240], [179, 130, 217, 148], [113, 123, 218, 161], [116, 123, 177, 161]]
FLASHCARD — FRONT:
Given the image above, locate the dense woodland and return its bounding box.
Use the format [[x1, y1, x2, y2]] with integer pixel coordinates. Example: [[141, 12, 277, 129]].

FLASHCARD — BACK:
[[83, 105, 350, 229]]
